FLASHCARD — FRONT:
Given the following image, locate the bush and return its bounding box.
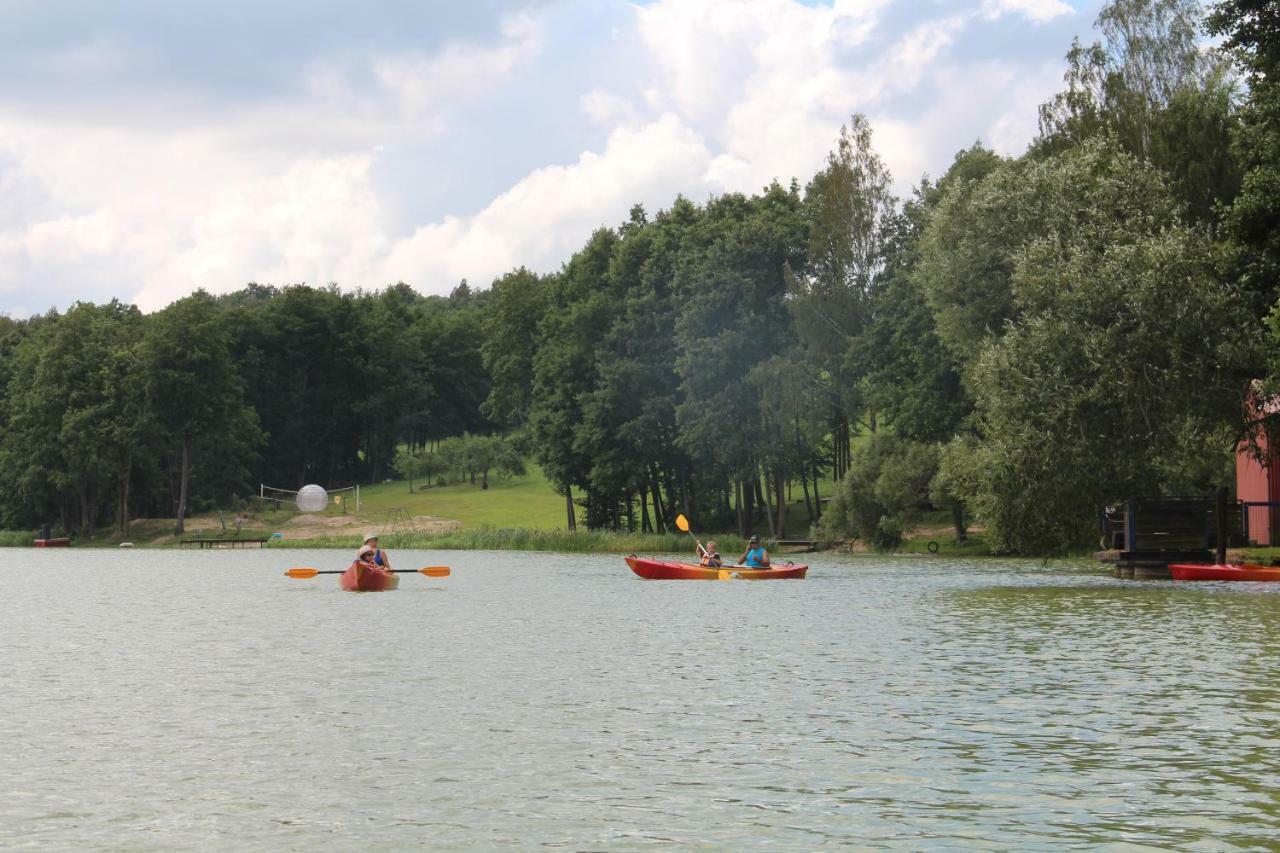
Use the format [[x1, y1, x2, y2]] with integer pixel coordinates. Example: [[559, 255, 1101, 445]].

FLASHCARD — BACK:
[[872, 516, 903, 551]]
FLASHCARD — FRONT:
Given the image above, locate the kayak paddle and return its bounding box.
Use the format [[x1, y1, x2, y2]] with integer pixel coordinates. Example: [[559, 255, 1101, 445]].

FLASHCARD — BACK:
[[285, 566, 451, 578], [674, 513, 708, 560]]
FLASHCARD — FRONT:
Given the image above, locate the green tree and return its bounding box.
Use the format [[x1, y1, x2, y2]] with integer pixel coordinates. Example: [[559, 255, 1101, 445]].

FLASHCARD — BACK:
[[0, 302, 151, 535], [1037, 0, 1241, 224], [143, 292, 262, 534], [936, 140, 1256, 553], [530, 229, 620, 529], [675, 184, 807, 537], [790, 116, 896, 479], [1209, 0, 1280, 311], [481, 268, 547, 430]]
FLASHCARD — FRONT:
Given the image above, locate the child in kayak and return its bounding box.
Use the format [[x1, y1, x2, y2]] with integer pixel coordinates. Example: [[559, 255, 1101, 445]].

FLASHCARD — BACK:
[[357, 533, 392, 571], [738, 535, 770, 568], [698, 540, 722, 568]]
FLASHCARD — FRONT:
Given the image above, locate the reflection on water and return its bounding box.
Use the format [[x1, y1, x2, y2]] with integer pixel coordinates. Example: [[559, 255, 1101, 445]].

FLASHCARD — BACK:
[[2, 550, 1278, 849]]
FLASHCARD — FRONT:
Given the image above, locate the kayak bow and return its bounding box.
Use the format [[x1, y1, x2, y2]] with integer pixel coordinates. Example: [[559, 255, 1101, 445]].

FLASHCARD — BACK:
[[340, 561, 401, 592], [1169, 563, 1280, 582]]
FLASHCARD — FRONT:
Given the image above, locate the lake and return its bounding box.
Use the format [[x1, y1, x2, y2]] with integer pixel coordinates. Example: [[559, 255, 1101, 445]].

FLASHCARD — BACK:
[[4, 549, 1279, 849]]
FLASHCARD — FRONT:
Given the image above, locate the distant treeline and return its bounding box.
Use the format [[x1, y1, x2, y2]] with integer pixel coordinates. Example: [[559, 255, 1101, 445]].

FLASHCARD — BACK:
[[0, 283, 491, 535], [3, 0, 1277, 553]]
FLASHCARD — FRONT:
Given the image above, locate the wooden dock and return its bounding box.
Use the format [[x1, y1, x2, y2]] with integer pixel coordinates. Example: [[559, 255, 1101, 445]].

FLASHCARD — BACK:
[[1100, 493, 1242, 579], [178, 537, 270, 549], [770, 539, 820, 553]]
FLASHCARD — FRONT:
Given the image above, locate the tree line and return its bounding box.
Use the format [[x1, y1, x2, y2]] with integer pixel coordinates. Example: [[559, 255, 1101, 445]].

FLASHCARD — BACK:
[[481, 0, 1277, 551], [0, 283, 490, 535], [3, 0, 1276, 553]]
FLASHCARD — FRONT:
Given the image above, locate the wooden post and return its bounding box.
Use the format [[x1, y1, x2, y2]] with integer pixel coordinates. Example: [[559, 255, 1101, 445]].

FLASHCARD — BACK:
[[1216, 486, 1228, 565]]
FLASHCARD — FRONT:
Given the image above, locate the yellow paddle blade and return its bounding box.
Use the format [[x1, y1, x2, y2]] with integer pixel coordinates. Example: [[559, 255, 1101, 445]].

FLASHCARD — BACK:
[[418, 566, 451, 577], [675, 514, 690, 533], [285, 568, 320, 578]]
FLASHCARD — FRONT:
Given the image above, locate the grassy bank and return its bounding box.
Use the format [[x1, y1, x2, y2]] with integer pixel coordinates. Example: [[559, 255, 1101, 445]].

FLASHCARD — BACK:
[[267, 527, 694, 554], [896, 532, 993, 557], [0, 530, 36, 547], [4, 458, 1005, 556]]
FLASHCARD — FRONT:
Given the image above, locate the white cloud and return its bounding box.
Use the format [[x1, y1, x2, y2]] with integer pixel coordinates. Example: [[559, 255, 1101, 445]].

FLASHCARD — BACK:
[[371, 12, 544, 121], [982, 0, 1074, 24], [381, 114, 711, 289], [0, 0, 1091, 315], [580, 88, 636, 126], [0, 12, 546, 313], [135, 155, 391, 311]]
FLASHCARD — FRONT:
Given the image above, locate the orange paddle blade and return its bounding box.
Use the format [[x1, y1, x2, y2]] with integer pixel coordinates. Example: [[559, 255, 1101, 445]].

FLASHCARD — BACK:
[[675, 514, 690, 533], [285, 568, 320, 578], [419, 566, 451, 577]]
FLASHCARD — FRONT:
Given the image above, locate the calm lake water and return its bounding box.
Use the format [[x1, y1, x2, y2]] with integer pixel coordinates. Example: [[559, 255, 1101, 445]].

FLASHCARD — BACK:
[[3, 549, 1279, 850]]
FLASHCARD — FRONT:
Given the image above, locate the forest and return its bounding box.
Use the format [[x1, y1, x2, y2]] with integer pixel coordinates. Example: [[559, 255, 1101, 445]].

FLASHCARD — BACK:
[[1, 0, 1275, 554]]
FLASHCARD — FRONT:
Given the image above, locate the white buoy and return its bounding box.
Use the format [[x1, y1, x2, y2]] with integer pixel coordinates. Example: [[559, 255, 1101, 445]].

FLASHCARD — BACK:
[[119, 542, 134, 548]]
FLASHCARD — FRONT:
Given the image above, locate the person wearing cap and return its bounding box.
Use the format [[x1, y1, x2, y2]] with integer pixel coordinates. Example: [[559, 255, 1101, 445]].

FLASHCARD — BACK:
[[738, 535, 770, 568], [357, 533, 392, 571]]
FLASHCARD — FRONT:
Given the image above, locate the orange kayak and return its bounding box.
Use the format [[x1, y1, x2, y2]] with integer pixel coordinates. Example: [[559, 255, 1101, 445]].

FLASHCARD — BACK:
[[1169, 563, 1280, 582], [625, 555, 807, 580], [340, 561, 400, 592]]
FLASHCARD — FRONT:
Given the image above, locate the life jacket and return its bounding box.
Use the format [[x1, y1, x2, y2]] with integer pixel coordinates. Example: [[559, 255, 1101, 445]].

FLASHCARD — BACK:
[[744, 546, 766, 567]]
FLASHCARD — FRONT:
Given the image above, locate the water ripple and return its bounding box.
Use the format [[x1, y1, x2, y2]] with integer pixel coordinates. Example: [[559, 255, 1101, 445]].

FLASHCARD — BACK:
[[2, 550, 1278, 849]]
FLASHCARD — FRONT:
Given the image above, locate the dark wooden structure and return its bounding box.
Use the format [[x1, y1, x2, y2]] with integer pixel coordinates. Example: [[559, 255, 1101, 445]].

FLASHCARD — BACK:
[[1100, 492, 1243, 579], [178, 536, 270, 549]]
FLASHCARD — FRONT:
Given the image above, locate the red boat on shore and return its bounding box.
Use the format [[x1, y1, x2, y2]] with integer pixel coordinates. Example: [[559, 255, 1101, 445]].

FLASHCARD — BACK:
[[625, 555, 807, 580], [340, 561, 400, 592], [1169, 563, 1280, 582]]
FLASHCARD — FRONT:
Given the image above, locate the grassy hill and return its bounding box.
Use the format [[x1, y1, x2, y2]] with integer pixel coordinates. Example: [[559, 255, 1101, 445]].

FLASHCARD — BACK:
[[34, 449, 997, 553], [357, 465, 568, 530]]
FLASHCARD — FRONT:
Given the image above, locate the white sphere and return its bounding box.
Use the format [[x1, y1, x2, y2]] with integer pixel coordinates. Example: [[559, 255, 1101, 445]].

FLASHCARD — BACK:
[[296, 484, 328, 513]]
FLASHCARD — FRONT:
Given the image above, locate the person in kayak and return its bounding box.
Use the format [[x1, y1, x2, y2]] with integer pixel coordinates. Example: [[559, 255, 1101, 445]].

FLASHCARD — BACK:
[[357, 533, 392, 571], [738, 535, 770, 568], [698, 540, 722, 568]]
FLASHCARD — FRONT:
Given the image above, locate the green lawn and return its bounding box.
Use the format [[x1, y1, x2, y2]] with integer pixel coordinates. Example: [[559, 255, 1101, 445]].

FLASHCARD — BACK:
[[354, 465, 569, 530], [357, 464, 840, 536], [12, 437, 1001, 553]]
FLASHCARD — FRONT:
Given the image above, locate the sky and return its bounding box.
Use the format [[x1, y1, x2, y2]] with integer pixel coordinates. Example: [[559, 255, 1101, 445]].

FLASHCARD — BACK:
[[0, 0, 1109, 316]]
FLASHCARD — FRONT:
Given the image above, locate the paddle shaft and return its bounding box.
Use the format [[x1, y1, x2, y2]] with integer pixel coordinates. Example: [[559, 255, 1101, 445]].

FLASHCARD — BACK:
[[285, 566, 450, 578], [299, 569, 421, 575]]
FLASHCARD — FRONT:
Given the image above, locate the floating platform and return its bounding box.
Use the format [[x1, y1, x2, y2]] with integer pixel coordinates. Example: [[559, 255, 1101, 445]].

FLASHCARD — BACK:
[[178, 537, 270, 549]]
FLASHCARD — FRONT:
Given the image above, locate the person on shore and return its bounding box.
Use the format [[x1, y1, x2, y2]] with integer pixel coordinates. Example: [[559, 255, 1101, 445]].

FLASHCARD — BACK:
[[357, 533, 392, 571], [738, 535, 770, 568], [698, 540, 722, 568]]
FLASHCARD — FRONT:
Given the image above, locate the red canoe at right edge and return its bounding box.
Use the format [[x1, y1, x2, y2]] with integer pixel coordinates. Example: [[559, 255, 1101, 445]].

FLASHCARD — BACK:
[[625, 555, 808, 580], [340, 561, 400, 592], [1169, 563, 1280, 582]]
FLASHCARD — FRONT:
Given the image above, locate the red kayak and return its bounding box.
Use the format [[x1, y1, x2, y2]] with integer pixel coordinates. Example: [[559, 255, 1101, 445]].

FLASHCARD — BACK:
[[626, 555, 807, 580], [1169, 563, 1280, 582], [340, 561, 400, 592]]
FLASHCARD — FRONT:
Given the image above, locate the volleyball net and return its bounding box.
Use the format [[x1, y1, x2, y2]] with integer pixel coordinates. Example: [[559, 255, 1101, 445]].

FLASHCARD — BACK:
[[259, 483, 361, 512]]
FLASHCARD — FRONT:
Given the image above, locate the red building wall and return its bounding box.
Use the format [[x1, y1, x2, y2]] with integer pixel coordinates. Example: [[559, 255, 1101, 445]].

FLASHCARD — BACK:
[[1238, 430, 1280, 545]]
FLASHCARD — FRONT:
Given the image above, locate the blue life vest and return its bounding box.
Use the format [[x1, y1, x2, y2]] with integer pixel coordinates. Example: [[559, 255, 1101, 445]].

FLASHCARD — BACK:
[[744, 546, 766, 567]]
